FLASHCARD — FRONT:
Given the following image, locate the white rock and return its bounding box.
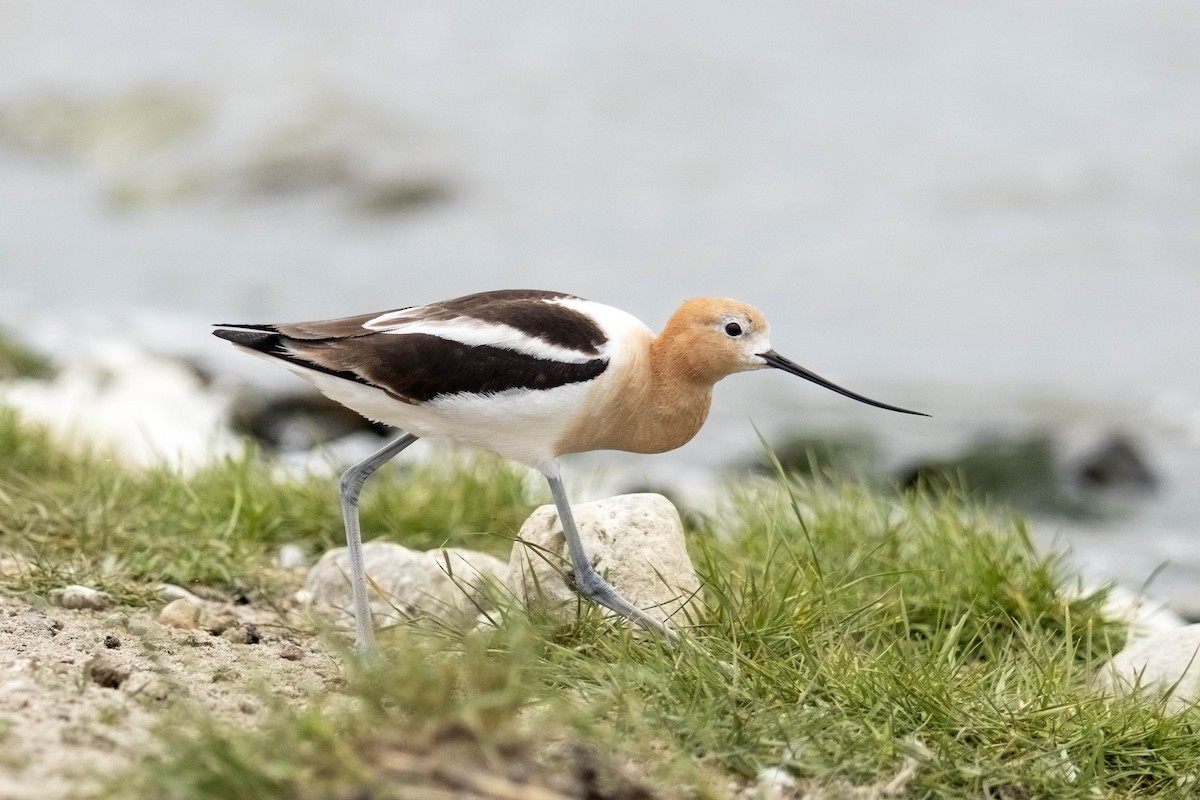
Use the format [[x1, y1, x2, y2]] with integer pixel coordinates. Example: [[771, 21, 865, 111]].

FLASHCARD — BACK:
[[196, 604, 237, 635], [507, 493, 702, 630], [158, 597, 202, 629], [304, 541, 508, 629], [123, 671, 172, 701], [157, 583, 204, 602], [49, 585, 112, 611], [276, 543, 308, 570], [1093, 623, 1200, 712], [156, 595, 237, 634], [1100, 584, 1186, 641], [753, 766, 797, 800], [0, 338, 239, 471]]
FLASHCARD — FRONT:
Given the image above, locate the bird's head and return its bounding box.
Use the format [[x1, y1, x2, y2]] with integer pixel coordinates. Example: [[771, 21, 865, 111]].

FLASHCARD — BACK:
[[662, 297, 928, 416]]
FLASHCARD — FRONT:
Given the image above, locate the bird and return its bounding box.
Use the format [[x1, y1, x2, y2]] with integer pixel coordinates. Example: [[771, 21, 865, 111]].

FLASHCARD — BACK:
[[213, 289, 926, 649]]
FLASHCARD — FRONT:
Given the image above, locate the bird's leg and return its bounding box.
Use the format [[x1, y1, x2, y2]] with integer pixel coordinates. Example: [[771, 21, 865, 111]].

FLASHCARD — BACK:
[[541, 463, 680, 645], [339, 431, 420, 652]]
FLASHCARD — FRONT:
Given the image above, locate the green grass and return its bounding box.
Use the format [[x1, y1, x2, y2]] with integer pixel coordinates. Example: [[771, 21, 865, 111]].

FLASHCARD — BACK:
[[0, 408, 530, 603], [2, 407, 1198, 799]]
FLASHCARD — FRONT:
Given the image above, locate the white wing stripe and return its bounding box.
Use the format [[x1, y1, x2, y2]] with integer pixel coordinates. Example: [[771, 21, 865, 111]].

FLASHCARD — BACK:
[[362, 317, 603, 364]]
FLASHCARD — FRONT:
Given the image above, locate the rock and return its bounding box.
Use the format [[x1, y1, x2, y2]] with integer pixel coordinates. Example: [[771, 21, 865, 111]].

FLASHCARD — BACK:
[[158, 583, 203, 602], [103, 634, 121, 649], [123, 671, 172, 701], [897, 428, 1158, 516], [1093, 623, 1200, 712], [898, 433, 1068, 511], [1098, 585, 1186, 641], [276, 543, 307, 570], [507, 493, 702, 630], [85, 655, 129, 689], [157, 597, 202, 629], [351, 173, 450, 215], [221, 623, 262, 645], [196, 605, 237, 635], [157, 596, 236, 634], [0, 339, 239, 471], [279, 642, 304, 661], [1065, 431, 1157, 492], [752, 767, 797, 800], [49, 585, 112, 611], [229, 390, 387, 452], [304, 541, 508, 630], [103, 611, 130, 628], [238, 149, 354, 196]]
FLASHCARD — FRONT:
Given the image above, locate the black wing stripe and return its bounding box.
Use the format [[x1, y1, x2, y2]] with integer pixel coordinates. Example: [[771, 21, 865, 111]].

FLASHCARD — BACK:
[[292, 334, 607, 403], [216, 326, 608, 403]]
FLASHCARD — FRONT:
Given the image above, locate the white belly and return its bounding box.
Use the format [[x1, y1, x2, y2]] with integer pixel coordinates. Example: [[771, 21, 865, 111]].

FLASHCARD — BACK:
[[301, 368, 593, 466]]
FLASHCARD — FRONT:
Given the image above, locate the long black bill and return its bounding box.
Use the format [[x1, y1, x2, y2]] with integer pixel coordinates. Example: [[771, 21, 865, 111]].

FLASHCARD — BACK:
[[759, 350, 929, 417]]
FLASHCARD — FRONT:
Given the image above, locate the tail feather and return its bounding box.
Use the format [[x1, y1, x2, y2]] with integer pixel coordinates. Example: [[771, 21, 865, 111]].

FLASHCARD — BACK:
[[212, 327, 286, 355], [212, 325, 376, 390]]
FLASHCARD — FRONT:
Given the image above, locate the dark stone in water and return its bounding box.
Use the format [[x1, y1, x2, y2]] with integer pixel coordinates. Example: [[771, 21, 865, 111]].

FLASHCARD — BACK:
[[351, 174, 451, 215], [231, 391, 389, 452], [899, 434, 1062, 507], [898, 429, 1157, 518], [1073, 434, 1158, 492]]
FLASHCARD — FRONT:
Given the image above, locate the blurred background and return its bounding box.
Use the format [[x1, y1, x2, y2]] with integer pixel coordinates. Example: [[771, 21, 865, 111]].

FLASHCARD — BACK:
[[1, 2, 1198, 613]]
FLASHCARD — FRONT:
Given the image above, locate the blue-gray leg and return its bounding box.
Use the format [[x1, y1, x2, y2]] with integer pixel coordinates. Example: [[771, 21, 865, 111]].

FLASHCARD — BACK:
[[541, 462, 679, 645], [339, 432, 419, 651]]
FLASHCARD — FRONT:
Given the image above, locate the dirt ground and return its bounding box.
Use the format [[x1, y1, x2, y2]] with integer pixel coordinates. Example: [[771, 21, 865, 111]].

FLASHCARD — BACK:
[[0, 590, 344, 800], [0, 589, 681, 800]]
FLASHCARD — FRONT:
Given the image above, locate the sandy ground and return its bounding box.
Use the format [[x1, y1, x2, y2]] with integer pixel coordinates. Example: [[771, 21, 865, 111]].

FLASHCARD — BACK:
[[0, 586, 681, 800], [0, 591, 344, 800]]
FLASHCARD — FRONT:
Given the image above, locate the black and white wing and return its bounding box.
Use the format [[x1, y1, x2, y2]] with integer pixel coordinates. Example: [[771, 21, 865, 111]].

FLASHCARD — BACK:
[[212, 289, 611, 403]]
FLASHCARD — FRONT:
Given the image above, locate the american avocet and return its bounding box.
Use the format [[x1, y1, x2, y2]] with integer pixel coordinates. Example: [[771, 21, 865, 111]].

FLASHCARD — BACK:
[[214, 289, 925, 648]]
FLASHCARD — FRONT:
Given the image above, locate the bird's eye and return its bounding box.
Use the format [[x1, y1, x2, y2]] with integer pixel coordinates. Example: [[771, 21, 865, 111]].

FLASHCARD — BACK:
[[724, 322, 743, 337]]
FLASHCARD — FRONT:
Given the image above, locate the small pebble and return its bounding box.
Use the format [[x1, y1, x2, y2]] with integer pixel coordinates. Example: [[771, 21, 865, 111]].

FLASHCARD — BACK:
[[103, 634, 121, 649], [50, 585, 113, 611], [221, 623, 262, 645], [197, 606, 236, 635], [157, 583, 203, 603], [754, 767, 797, 800], [103, 611, 130, 628], [279, 642, 304, 661], [277, 543, 307, 570], [158, 597, 202, 630], [124, 671, 171, 701], [86, 655, 129, 689]]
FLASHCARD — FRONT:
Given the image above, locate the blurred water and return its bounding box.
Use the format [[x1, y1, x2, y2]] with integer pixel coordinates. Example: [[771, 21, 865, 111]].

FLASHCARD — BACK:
[[2, 1, 1199, 610]]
